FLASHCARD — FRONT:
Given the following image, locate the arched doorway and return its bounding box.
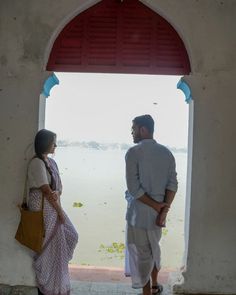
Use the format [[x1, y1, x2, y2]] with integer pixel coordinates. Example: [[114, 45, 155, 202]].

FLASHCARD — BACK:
[[44, 0, 192, 288]]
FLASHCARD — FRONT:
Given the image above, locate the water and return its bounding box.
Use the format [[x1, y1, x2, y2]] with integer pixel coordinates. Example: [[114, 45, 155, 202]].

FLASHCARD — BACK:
[[53, 146, 187, 269]]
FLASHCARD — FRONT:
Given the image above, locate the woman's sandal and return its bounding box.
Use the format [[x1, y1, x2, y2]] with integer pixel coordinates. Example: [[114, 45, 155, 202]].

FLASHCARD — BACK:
[[152, 284, 163, 294]]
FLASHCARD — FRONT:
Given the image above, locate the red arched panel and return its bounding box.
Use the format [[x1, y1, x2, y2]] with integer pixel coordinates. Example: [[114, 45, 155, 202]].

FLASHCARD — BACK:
[[47, 0, 191, 75]]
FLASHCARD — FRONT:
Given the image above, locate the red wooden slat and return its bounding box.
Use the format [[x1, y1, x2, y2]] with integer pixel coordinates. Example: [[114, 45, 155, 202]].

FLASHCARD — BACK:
[[47, 0, 190, 75]]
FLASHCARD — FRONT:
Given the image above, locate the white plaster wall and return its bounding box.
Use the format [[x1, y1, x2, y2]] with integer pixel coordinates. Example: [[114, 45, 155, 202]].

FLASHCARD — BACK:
[[179, 72, 236, 293], [0, 0, 236, 292], [0, 70, 46, 285], [0, 2, 51, 285]]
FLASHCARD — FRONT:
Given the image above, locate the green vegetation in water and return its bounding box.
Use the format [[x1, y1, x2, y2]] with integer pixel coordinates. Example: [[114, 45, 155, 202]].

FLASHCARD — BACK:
[[162, 228, 168, 236], [73, 202, 83, 208], [98, 242, 125, 260]]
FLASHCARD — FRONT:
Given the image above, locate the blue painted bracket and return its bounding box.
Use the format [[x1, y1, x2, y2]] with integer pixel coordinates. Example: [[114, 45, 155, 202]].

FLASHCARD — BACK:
[[42, 73, 59, 97], [177, 79, 192, 104]]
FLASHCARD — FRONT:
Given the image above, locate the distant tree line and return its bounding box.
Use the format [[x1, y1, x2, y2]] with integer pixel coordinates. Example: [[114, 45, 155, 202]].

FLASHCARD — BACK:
[[57, 140, 187, 153]]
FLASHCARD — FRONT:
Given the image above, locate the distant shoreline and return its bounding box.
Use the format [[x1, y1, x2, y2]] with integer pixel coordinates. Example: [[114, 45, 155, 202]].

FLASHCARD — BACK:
[[57, 140, 187, 153]]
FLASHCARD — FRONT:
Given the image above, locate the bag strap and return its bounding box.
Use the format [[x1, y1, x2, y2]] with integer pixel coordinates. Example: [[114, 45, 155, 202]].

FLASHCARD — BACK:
[[22, 165, 28, 205], [21, 160, 31, 208]]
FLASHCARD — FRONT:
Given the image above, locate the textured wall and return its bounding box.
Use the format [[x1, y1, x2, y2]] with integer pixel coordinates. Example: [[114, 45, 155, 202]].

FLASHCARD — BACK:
[[0, 0, 236, 292]]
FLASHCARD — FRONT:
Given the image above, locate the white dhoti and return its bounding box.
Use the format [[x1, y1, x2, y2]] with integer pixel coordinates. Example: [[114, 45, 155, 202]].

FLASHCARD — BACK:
[[126, 225, 162, 289]]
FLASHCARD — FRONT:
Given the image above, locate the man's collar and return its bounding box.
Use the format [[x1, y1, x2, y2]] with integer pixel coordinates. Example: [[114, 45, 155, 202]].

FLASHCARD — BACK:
[[139, 139, 156, 143]]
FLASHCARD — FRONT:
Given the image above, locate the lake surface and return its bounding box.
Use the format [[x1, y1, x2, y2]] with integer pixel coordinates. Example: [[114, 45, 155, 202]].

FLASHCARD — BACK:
[[53, 146, 187, 269]]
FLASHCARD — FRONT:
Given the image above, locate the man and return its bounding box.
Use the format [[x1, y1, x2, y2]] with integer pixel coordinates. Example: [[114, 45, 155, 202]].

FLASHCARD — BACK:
[[125, 114, 178, 295]]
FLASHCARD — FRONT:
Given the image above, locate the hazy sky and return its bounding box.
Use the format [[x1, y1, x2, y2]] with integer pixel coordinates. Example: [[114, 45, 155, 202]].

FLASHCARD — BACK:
[[45, 73, 188, 148]]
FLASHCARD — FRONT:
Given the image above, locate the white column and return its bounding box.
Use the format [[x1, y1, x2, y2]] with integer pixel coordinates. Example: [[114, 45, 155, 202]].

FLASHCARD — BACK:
[[174, 72, 236, 294], [38, 94, 46, 130]]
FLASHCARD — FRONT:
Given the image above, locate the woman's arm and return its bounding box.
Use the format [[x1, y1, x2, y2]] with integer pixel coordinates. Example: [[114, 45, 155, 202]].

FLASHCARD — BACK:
[[156, 189, 176, 227], [40, 184, 65, 223]]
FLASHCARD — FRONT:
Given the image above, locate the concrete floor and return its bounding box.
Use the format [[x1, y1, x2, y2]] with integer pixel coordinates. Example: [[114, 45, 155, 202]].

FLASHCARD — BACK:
[[0, 267, 179, 295], [71, 281, 140, 295], [69, 266, 180, 295], [71, 281, 172, 295]]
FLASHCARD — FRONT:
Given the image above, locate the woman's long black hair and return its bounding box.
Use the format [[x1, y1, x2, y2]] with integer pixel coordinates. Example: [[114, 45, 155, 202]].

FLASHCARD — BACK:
[[34, 129, 56, 190]]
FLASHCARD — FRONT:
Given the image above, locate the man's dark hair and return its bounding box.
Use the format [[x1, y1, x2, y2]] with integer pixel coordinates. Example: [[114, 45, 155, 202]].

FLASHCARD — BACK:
[[133, 114, 154, 134]]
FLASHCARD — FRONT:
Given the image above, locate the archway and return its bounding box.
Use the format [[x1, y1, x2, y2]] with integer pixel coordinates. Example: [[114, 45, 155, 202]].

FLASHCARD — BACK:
[[44, 0, 192, 288]]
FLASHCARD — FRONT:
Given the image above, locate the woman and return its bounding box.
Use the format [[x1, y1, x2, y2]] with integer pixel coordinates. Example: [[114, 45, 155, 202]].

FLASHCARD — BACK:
[[27, 129, 78, 295]]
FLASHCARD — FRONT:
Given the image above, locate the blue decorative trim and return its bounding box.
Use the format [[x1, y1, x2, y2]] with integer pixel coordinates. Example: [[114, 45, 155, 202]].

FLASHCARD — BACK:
[[42, 73, 59, 97], [177, 79, 192, 104]]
